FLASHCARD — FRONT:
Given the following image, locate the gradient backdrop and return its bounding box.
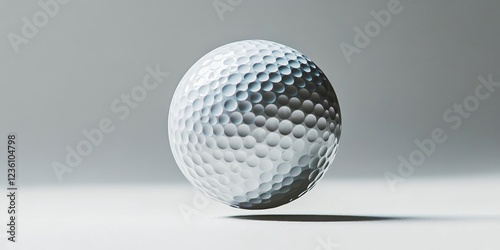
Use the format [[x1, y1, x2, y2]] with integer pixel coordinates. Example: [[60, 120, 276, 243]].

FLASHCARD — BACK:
[[1, 1, 500, 249], [1, 0, 498, 186]]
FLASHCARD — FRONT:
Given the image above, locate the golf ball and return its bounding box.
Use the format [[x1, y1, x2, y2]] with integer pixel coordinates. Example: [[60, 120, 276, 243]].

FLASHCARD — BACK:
[[168, 40, 341, 209]]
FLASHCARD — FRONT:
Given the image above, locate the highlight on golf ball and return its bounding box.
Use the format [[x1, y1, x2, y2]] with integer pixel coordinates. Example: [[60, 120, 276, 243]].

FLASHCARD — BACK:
[[168, 40, 341, 209]]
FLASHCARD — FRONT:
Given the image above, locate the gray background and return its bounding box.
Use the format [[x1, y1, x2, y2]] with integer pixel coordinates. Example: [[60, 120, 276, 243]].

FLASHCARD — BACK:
[[1, 0, 499, 186]]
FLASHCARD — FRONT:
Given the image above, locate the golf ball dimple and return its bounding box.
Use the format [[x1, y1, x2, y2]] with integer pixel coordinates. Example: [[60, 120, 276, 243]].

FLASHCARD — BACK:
[[168, 40, 341, 209]]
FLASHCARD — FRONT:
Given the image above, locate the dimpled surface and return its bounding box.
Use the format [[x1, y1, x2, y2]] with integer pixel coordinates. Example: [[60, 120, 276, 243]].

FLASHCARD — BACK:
[[168, 40, 341, 209]]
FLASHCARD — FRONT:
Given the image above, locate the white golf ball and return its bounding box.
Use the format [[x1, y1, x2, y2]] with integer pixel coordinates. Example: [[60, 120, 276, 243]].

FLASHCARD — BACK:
[[168, 40, 341, 209]]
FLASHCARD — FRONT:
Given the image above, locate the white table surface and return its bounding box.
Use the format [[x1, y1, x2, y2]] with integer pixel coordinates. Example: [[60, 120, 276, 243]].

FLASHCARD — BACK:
[[1, 176, 499, 250]]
